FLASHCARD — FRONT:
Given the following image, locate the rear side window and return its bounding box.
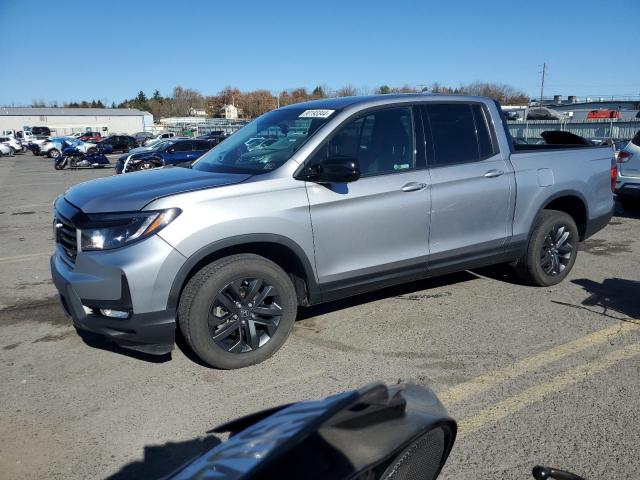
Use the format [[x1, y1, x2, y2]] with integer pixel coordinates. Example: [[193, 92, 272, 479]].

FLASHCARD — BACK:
[[172, 141, 192, 152], [424, 103, 498, 166], [194, 140, 212, 151], [632, 132, 640, 147], [471, 104, 497, 158], [426, 104, 478, 166]]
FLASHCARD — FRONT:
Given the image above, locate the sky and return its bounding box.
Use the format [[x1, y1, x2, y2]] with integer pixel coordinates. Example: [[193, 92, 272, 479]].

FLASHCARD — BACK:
[[0, 0, 638, 106]]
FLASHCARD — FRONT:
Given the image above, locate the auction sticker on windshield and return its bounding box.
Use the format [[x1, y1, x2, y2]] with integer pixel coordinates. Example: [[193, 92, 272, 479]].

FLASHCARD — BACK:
[[299, 109, 335, 118]]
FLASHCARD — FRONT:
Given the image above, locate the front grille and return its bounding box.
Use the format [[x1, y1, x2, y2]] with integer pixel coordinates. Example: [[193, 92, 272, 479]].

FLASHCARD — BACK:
[[55, 214, 78, 262]]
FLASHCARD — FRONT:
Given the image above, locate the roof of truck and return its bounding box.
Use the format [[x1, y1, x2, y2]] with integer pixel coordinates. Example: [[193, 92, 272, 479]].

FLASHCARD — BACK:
[[280, 93, 490, 111]]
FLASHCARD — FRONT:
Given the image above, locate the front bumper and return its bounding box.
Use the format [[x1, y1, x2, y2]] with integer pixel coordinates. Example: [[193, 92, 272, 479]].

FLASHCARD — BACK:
[[50, 234, 186, 355]]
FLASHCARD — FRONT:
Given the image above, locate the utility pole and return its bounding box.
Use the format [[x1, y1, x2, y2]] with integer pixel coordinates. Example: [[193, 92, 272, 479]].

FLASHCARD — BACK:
[[539, 62, 546, 107]]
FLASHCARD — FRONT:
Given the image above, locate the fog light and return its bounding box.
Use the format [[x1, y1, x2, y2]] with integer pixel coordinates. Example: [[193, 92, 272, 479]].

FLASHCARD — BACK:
[[100, 308, 129, 319], [82, 305, 93, 315]]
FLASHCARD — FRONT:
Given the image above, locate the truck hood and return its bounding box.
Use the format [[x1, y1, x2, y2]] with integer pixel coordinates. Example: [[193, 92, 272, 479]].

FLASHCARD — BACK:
[[64, 166, 252, 213]]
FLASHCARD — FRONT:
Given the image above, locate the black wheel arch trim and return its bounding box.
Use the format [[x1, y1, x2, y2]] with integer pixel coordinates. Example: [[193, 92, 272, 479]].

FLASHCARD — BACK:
[[166, 234, 321, 311], [534, 189, 591, 240]]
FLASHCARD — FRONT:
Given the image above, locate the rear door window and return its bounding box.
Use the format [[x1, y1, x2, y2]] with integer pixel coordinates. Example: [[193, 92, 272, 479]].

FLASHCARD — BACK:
[[424, 103, 479, 166], [193, 141, 212, 151]]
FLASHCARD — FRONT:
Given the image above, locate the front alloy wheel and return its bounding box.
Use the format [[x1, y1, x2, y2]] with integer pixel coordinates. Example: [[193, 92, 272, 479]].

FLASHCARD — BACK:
[[209, 278, 282, 352], [178, 254, 297, 369]]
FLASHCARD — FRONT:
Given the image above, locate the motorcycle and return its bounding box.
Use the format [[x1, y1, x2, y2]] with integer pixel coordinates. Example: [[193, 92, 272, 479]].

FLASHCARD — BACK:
[[54, 143, 111, 170], [167, 383, 585, 480]]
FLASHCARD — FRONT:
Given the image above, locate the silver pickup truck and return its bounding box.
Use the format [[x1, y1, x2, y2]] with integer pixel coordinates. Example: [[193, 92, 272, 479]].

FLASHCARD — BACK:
[[50, 94, 615, 368]]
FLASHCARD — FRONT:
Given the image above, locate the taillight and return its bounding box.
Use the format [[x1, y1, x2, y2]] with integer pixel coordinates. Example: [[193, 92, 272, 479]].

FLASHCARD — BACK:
[[616, 150, 632, 163], [610, 157, 618, 192]]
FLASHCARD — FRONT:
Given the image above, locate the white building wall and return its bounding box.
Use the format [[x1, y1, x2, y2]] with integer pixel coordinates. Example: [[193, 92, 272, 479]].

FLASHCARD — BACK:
[[0, 114, 147, 135]]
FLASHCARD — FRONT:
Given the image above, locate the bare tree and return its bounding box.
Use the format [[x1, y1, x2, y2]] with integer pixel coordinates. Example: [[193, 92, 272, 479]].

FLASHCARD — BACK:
[[335, 85, 357, 97]]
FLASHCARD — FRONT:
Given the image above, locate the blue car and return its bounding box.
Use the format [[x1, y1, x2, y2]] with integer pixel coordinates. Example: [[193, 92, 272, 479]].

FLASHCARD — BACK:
[[115, 139, 214, 174]]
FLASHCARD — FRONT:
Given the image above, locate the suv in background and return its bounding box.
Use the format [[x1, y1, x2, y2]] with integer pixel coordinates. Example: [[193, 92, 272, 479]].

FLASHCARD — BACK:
[[115, 139, 214, 173], [98, 135, 138, 153], [79, 132, 103, 143], [0, 136, 24, 154], [615, 131, 640, 209]]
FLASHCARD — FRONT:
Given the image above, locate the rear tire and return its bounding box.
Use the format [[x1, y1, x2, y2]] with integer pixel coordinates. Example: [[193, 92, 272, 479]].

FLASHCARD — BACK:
[[515, 210, 579, 286], [178, 254, 297, 369], [48, 149, 60, 158]]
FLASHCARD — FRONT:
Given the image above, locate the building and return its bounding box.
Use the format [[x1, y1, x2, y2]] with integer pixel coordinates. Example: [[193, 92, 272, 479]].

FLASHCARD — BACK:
[[0, 107, 153, 136], [220, 104, 239, 120]]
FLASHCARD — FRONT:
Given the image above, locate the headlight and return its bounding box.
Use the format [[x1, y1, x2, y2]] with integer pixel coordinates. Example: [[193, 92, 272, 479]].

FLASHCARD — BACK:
[[79, 208, 180, 251]]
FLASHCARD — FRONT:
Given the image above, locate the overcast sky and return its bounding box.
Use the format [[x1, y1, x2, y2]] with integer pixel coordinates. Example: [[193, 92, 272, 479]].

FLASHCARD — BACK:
[[1, 0, 638, 105]]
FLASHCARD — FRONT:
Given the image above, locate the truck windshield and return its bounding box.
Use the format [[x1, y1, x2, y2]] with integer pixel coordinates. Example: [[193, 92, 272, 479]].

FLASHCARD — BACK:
[[192, 108, 337, 174]]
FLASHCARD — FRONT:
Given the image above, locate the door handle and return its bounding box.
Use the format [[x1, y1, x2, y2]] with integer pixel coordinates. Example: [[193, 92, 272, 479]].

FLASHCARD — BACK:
[[484, 169, 505, 178], [401, 182, 427, 192]]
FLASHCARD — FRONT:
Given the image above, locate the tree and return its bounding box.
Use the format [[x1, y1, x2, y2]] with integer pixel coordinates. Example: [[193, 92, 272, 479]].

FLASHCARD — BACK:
[[136, 91, 147, 103], [335, 85, 357, 97], [240, 90, 276, 118], [376, 85, 391, 94], [152, 89, 162, 100], [311, 86, 326, 98], [96, 100, 105, 108], [169, 86, 205, 116], [460, 82, 528, 104], [111, 102, 116, 108]]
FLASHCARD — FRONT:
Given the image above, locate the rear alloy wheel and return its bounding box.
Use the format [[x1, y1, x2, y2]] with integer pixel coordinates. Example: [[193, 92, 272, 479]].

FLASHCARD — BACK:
[[178, 254, 297, 369], [516, 210, 579, 286]]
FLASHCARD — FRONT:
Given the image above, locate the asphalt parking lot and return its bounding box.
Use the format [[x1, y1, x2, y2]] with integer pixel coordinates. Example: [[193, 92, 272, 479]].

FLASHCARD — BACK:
[[1, 151, 639, 479]]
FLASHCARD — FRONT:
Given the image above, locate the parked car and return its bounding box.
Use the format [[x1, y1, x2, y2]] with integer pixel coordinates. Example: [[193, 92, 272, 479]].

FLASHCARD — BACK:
[[197, 132, 229, 146], [587, 109, 621, 120], [78, 131, 103, 143], [40, 137, 97, 158], [30, 126, 51, 136], [51, 94, 615, 369], [25, 135, 51, 155], [115, 139, 214, 173], [133, 131, 155, 144], [503, 110, 520, 120], [615, 131, 640, 209], [98, 135, 138, 153], [526, 107, 566, 120], [143, 132, 176, 146], [0, 143, 11, 156], [0, 136, 24, 154]]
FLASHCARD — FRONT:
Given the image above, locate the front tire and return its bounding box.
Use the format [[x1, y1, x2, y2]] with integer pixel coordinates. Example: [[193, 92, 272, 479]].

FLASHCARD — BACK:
[[48, 149, 60, 159], [178, 254, 297, 369], [516, 210, 579, 286], [135, 160, 156, 171]]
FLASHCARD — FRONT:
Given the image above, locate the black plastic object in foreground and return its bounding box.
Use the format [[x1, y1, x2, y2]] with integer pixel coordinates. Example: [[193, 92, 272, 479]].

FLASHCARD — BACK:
[[170, 383, 457, 480], [532, 465, 585, 480]]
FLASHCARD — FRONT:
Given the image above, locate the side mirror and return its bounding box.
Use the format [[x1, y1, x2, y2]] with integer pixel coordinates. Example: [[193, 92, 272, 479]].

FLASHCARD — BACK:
[[304, 155, 360, 183], [167, 147, 175, 154]]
